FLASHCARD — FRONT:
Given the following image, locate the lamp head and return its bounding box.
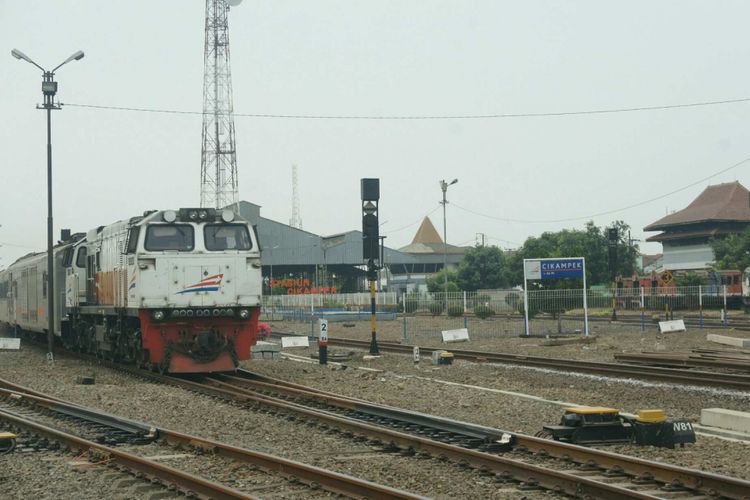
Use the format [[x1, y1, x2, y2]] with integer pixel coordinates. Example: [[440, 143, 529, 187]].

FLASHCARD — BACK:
[[11, 48, 30, 62], [67, 50, 85, 62], [450, 178, 458, 186]]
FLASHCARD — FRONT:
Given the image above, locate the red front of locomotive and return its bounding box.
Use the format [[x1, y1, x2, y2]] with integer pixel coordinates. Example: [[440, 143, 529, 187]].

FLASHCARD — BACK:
[[139, 307, 260, 373]]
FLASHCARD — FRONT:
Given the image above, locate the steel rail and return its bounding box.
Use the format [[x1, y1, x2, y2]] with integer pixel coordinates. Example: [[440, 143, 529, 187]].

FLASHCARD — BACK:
[[159, 376, 655, 499], [218, 370, 750, 500], [317, 336, 750, 390], [0, 378, 425, 500], [0, 408, 255, 500]]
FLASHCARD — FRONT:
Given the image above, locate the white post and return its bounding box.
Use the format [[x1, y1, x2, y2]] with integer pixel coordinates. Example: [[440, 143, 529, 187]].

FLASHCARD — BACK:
[[523, 259, 530, 336], [463, 290, 467, 314], [582, 258, 589, 336], [723, 284, 727, 310], [640, 285, 645, 309], [698, 285, 702, 309]]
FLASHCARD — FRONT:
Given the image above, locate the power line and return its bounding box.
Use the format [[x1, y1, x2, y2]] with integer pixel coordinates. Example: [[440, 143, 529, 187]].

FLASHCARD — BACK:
[[61, 96, 750, 120], [451, 155, 750, 224], [382, 205, 440, 235]]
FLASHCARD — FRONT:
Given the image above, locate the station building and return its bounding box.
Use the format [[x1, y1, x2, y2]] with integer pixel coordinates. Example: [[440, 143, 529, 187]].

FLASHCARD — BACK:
[[234, 202, 467, 294], [643, 181, 750, 271]]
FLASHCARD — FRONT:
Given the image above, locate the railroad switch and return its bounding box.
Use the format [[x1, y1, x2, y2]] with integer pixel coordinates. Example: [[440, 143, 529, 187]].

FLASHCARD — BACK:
[[431, 350, 454, 365], [540, 408, 696, 449], [0, 432, 17, 454]]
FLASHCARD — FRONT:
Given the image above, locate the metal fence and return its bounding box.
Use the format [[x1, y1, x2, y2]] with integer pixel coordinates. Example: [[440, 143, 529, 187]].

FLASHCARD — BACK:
[[261, 291, 398, 322], [262, 286, 742, 340]]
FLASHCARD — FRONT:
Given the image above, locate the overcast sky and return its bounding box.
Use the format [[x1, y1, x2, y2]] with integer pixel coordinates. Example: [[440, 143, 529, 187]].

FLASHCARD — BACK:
[[2, 1, 750, 267]]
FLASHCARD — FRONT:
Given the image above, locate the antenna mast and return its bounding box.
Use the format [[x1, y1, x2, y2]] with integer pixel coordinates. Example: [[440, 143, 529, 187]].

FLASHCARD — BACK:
[[290, 164, 303, 229], [200, 0, 240, 208]]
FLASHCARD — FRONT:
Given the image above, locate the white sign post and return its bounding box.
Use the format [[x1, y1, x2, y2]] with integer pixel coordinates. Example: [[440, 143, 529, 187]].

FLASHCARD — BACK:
[[318, 318, 328, 343], [413, 346, 420, 364], [523, 257, 589, 337]]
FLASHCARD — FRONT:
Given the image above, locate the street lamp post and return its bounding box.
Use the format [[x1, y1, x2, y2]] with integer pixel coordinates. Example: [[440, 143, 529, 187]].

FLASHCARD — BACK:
[[11, 48, 85, 363], [439, 179, 458, 295]]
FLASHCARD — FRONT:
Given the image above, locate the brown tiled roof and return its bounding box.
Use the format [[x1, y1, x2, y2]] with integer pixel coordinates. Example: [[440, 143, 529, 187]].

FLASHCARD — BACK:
[[644, 182, 750, 231], [411, 217, 443, 244]]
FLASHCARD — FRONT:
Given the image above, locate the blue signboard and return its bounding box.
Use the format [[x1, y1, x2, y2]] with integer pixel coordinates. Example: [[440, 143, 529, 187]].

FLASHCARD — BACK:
[[540, 258, 584, 280]]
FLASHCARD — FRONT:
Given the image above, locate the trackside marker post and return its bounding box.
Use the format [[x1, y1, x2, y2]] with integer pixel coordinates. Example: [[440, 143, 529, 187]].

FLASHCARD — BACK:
[[413, 346, 420, 364], [318, 318, 328, 365]]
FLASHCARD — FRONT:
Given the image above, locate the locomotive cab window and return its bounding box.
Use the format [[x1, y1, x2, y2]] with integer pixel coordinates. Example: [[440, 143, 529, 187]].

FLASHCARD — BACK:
[[76, 247, 87, 268], [145, 224, 194, 251], [204, 224, 252, 251]]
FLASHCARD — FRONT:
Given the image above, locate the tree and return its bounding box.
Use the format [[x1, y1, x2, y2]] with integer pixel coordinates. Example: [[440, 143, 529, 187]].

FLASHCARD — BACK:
[[456, 245, 512, 290], [506, 220, 639, 287], [675, 272, 706, 286], [711, 228, 750, 271], [425, 268, 459, 293]]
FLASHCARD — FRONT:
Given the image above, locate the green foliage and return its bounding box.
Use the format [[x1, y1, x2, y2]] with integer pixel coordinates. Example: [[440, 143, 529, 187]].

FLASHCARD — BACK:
[[322, 299, 344, 308], [506, 220, 639, 287], [675, 272, 706, 287], [711, 228, 750, 271], [270, 286, 287, 295], [428, 301, 445, 316], [447, 304, 464, 317], [426, 269, 459, 293], [403, 293, 420, 313], [474, 304, 494, 319], [504, 292, 521, 307], [456, 246, 511, 291]]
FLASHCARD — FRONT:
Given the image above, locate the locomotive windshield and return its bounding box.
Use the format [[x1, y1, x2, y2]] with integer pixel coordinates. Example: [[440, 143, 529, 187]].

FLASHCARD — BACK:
[[204, 224, 252, 251], [145, 224, 195, 251]]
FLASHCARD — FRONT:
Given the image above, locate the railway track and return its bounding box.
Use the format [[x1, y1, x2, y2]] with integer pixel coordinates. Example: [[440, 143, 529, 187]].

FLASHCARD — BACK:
[[0, 379, 425, 500], [203, 369, 750, 500], [302, 335, 750, 390], [73, 362, 747, 499]]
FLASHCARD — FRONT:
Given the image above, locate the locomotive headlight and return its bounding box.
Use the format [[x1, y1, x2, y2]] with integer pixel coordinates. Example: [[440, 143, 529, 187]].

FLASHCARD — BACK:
[[188, 210, 198, 220], [152, 310, 165, 321], [163, 210, 177, 223], [221, 209, 235, 222], [239, 309, 250, 319], [198, 210, 208, 220]]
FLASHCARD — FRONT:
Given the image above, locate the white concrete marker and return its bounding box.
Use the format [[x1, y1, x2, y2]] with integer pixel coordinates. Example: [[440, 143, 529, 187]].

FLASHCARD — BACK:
[[0, 338, 20, 350], [281, 336, 309, 349], [658, 319, 686, 333], [441, 328, 469, 343]]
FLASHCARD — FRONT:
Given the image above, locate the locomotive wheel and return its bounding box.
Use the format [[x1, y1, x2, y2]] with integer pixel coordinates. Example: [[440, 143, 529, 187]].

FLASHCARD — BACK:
[[0, 437, 16, 455]]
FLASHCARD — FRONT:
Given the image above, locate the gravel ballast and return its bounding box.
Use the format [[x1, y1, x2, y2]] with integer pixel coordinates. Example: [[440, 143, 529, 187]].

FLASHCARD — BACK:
[[0, 345, 557, 499]]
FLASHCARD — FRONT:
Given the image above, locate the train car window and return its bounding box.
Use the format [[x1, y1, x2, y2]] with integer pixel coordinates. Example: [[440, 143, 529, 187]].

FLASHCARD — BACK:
[[204, 224, 252, 251], [76, 247, 87, 268], [145, 224, 194, 251], [62, 247, 74, 268], [126, 226, 140, 254], [734, 275, 740, 285]]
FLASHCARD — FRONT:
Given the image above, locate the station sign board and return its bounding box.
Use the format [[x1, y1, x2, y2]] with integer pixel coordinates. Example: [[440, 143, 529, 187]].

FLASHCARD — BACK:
[[524, 258, 584, 280]]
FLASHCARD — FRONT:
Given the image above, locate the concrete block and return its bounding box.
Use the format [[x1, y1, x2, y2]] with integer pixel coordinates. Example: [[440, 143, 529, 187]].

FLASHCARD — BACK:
[[0, 338, 20, 350], [707, 334, 750, 348], [281, 336, 309, 349], [441, 328, 469, 343], [701, 408, 750, 434], [658, 320, 686, 333]]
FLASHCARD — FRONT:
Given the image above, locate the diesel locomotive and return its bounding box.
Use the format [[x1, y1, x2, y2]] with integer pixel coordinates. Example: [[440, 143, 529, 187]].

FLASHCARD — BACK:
[[0, 207, 262, 373]]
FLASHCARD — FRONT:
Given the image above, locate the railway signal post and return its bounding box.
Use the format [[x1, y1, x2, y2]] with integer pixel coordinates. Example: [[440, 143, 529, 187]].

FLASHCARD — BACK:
[[361, 178, 380, 355]]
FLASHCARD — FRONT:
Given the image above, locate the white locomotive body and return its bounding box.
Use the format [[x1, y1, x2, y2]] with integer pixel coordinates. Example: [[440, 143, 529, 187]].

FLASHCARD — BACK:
[[1, 208, 262, 373]]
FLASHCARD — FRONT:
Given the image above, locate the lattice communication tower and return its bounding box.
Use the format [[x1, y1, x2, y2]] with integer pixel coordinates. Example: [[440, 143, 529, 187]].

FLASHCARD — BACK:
[[290, 164, 303, 229], [200, 0, 241, 209]]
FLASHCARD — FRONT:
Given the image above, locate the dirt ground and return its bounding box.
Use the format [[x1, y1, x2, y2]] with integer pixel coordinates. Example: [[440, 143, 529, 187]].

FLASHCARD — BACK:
[[270, 314, 750, 362]]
